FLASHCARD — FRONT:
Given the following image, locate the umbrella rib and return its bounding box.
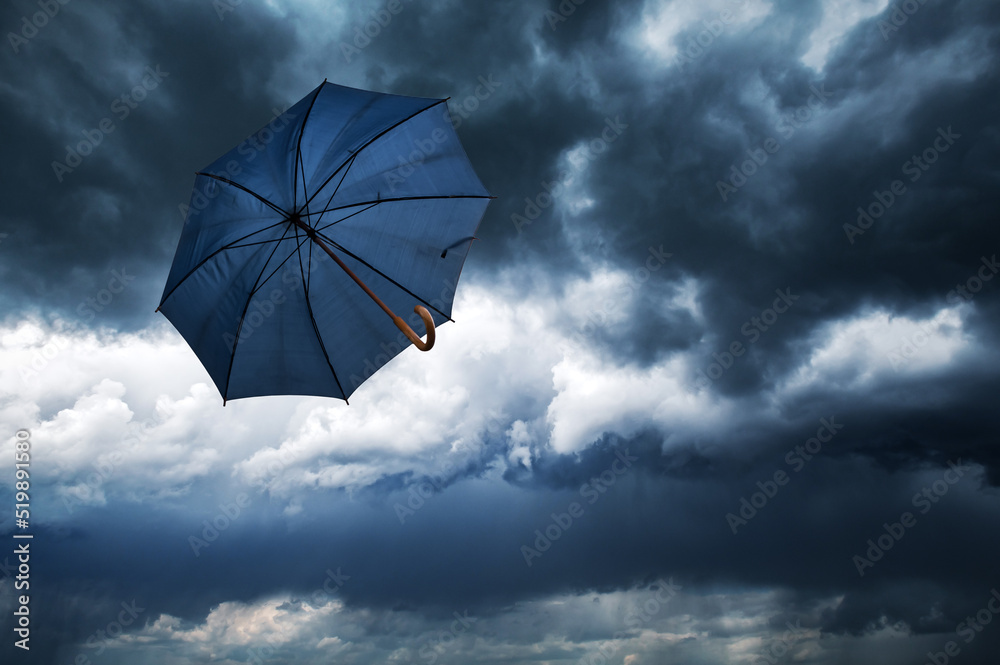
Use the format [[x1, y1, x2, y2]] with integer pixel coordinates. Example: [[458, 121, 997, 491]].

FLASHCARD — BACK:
[[247, 235, 311, 299], [158, 220, 290, 310], [293, 80, 326, 210], [293, 223, 348, 400], [302, 98, 449, 210], [302, 285, 348, 401], [222, 224, 297, 399], [306, 229, 314, 293], [227, 237, 299, 250], [311, 153, 358, 230], [196, 172, 287, 216], [300, 194, 494, 219], [315, 201, 379, 233], [296, 104, 356, 238], [217, 219, 289, 246], [317, 230, 454, 323]]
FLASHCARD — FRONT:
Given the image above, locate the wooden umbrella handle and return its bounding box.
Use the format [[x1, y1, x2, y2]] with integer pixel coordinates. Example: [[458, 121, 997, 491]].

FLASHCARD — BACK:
[[290, 214, 436, 352], [393, 305, 435, 352]]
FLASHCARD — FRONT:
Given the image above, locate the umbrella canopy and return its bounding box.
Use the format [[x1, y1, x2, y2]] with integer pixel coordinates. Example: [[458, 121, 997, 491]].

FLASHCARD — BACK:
[[158, 81, 492, 403]]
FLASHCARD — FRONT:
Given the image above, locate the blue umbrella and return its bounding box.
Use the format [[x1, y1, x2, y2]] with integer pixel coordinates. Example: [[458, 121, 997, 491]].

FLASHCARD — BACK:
[[158, 81, 492, 403]]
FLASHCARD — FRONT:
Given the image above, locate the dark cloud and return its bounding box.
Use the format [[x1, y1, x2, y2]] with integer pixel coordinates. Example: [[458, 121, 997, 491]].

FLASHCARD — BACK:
[[2, 0, 1000, 662]]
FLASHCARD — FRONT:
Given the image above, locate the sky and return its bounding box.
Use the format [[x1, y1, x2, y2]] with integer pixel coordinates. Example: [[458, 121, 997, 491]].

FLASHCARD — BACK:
[[1, 0, 1000, 663]]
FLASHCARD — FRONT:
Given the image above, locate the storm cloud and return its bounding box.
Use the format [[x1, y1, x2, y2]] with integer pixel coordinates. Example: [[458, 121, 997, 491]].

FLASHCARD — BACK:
[[2, 0, 1000, 663]]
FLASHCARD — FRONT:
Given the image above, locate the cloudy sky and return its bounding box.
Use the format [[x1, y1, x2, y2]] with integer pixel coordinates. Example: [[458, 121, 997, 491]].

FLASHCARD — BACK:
[[2, 0, 1000, 663]]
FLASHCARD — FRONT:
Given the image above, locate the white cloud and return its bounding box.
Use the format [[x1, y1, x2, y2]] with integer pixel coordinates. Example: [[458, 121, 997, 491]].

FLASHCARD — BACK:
[[781, 305, 970, 394], [0, 264, 983, 510], [0, 262, 701, 505], [634, 0, 774, 64], [129, 592, 349, 664], [506, 419, 533, 468], [0, 318, 298, 506], [86, 581, 857, 665], [801, 0, 890, 71], [547, 351, 719, 454]]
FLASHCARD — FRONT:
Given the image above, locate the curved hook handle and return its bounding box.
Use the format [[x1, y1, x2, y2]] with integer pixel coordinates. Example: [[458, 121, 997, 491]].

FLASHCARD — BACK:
[[393, 305, 436, 352]]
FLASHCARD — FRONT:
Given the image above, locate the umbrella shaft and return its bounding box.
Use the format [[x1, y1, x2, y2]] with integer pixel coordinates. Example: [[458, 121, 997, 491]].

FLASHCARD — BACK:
[[289, 216, 434, 351], [289, 217, 396, 320]]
